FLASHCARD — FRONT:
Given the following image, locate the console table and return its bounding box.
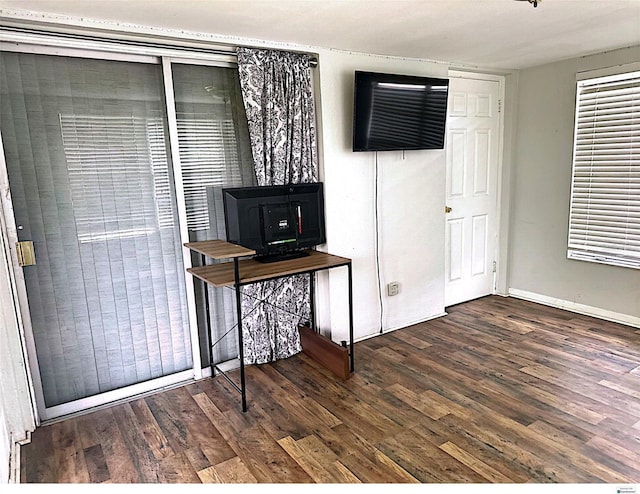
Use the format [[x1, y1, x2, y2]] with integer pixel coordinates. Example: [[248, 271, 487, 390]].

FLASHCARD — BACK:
[[184, 240, 354, 412]]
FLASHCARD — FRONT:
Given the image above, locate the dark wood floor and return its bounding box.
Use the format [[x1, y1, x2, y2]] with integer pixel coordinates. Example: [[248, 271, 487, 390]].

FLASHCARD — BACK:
[[21, 296, 640, 483]]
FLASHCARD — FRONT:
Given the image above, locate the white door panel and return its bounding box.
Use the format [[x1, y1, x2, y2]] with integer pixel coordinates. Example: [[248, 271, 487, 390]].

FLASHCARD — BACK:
[[445, 77, 501, 307]]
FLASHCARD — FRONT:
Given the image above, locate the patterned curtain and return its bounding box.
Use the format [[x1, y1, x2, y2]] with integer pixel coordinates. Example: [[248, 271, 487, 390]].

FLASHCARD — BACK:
[[236, 47, 319, 364]]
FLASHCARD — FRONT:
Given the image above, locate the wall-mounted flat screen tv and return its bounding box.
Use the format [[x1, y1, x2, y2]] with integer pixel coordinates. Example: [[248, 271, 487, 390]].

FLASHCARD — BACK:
[[352, 71, 450, 152], [222, 182, 326, 263]]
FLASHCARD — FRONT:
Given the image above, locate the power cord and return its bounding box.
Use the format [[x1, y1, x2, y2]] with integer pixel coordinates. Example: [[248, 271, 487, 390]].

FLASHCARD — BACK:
[[374, 151, 383, 334]]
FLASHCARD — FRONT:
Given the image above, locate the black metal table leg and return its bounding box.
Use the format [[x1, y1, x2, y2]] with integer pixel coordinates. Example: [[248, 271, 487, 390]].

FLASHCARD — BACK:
[[309, 272, 316, 331], [348, 261, 354, 372], [234, 257, 247, 412], [201, 253, 213, 365]]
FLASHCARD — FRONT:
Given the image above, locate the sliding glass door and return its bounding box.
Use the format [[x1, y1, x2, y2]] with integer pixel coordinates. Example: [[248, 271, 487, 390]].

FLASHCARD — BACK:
[[0, 42, 258, 420], [0, 51, 193, 418], [169, 62, 255, 367]]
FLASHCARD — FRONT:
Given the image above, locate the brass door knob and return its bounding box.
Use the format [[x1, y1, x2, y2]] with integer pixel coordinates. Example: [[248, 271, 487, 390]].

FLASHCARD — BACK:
[[445, 206, 452, 214]]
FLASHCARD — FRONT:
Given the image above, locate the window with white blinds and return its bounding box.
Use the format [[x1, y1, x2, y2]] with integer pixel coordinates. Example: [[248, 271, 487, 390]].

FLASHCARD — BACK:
[[567, 70, 640, 269], [176, 116, 243, 231]]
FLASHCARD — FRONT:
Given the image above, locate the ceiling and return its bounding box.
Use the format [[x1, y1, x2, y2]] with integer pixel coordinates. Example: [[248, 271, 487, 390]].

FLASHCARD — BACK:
[[1, 0, 639, 70]]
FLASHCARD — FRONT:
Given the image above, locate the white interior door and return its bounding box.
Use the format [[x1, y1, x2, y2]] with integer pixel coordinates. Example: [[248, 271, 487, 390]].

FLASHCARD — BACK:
[[445, 75, 501, 307]]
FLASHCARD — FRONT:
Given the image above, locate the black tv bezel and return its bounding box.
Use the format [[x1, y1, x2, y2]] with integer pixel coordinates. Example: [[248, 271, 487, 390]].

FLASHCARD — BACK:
[[222, 182, 326, 261], [352, 70, 450, 152]]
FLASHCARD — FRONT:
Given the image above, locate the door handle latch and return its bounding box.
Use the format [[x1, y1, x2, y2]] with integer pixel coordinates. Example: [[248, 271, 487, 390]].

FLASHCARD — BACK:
[[445, 206, 452, 214], [16, 241, 36, 267]]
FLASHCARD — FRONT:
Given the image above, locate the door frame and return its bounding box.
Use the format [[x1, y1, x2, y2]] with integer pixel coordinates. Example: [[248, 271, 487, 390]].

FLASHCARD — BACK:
[[445, 69, 506, 306], [0, 133, 40, 426], [0, 34, 236, 421]]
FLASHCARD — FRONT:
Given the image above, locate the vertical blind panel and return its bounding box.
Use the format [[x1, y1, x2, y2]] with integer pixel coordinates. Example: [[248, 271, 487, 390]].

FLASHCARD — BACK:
[[568, 71, 640, 269], [0, 52, 192, 407]]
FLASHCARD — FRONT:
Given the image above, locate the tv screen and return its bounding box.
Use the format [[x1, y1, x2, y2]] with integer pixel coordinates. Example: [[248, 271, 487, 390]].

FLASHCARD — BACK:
[[352, 71, 449, 152], [222, 183, 326, 263]]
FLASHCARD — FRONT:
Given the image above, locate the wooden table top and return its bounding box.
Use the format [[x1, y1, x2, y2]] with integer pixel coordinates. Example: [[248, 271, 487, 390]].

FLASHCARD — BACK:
[[186, 249, 351, 287], [184, 240, 256, 260]]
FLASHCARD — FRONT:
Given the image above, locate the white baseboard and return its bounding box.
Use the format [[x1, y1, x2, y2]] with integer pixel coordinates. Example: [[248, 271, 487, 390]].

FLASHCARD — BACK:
[[508, 288, 640, 329], [383, 312, 449, 336], [352, 311, 448, 344]]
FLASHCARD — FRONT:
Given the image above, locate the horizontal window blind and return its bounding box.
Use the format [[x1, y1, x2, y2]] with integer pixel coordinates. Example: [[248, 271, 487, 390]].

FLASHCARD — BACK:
[[568, 71, 640, 269], [176, 115, 242, 231], [61, 114, 175, 243]]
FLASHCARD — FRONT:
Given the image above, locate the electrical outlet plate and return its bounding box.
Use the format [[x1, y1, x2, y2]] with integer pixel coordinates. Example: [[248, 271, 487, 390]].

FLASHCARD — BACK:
[[387, 281, 400, 296]]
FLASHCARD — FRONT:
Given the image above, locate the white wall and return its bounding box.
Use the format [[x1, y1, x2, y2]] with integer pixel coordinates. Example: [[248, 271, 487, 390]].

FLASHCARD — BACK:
[[314, 50, 449, 343], [508, 45, 640, 323]]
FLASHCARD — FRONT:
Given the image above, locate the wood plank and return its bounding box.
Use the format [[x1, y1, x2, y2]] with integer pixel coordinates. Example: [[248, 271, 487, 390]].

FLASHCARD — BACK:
[[442, 407, 634, 483], [598, 378, 640, 399], [391, 328, 434, 349], [295, 434, 361, 483], [333, 372, 426, 429], [110, 404, 161, 482], [145, 387, 236, 465], [372, 449, 420, 483], [378, 428, 487, 483], [299, 325, 351, 380], [410, 414, 532, 483], [83, 444, 110, 483], [387, 384, 457, 421], [583, 435, 640, 480], [51, 420, 90, 483], [243, 371, 316, 442], [273, 357, 403, 443], [128, 399, 174, 460], [277, 436, 339, 483], [439, 441, 512, 483], [191, 392, 244, 455], [76, 408, 141, 483], [313, 424, 419, 483], [211, 456, 258, 483], [332, 460, 362, 483], [192, 390, 312, 483], [158, 451, 201, 483], [520, 363, 640, 418], [21, 425, 57, 483], [196, 465, 222, 483], [436, 413, 571, 483], [526, 420, 587, 452], [235, 423, 313, 483], [355, 345, 434, 393], [183, 447, 211, 473]]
